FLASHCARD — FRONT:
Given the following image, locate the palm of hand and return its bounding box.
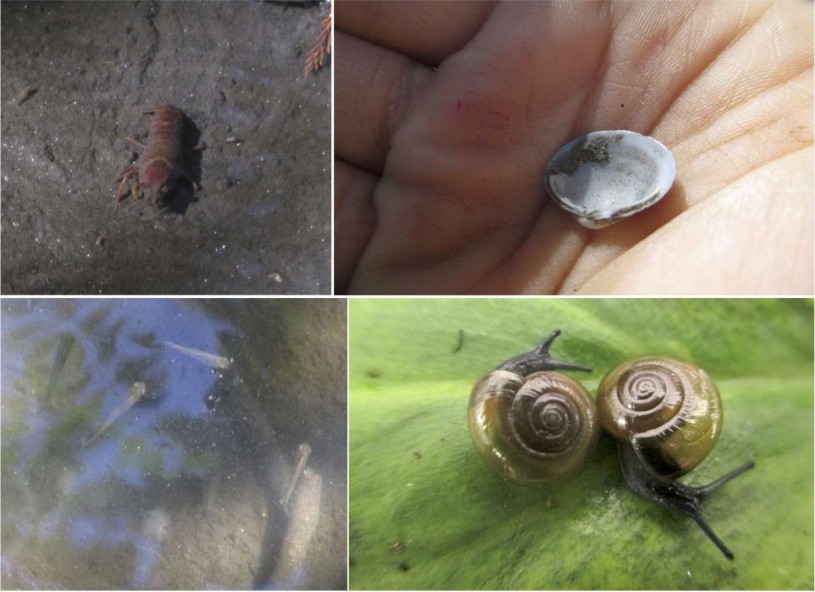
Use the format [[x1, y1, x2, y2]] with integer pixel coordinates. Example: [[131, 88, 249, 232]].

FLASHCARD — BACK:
[[336, 1, 813, 294]]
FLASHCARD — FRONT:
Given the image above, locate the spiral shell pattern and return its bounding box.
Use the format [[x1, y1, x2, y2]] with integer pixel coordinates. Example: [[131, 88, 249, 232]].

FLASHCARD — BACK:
[[468, 370, 599, 486], [597, 356, 722, 478]]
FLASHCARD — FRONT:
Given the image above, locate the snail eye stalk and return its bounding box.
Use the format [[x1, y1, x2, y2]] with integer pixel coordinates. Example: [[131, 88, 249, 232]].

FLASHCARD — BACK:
[[496, 329, 592, 375]]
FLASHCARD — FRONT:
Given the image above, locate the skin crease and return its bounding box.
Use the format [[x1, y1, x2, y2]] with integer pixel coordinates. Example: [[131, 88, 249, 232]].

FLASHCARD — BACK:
[[335, 0, 813, 295]]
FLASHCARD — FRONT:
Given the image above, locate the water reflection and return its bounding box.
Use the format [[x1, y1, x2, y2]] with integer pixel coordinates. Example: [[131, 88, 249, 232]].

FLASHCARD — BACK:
[[1, 299, 346, 590]]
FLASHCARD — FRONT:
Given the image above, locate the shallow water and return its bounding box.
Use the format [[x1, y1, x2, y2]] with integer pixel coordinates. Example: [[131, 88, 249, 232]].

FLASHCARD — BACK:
[[0, 299, 346, 589]]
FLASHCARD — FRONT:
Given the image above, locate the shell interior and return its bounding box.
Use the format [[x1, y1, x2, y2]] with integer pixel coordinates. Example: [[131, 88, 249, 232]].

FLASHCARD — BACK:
[[545, 130, 676, 229]]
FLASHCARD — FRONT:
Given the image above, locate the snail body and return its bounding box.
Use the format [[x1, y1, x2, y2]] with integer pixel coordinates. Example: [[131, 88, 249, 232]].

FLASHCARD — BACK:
[[468, 330, 597, 486], [596, 356, 754, 560]]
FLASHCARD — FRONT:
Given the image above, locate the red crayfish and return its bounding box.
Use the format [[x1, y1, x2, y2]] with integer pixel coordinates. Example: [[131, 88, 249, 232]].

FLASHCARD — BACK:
[[114, 105, 204, 206]]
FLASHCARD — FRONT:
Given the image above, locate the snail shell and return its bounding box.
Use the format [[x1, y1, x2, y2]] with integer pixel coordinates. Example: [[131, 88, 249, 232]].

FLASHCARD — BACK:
[[596, 356, 722, 479], [469, 370, 599, 485], [545, 130, 676, 229]]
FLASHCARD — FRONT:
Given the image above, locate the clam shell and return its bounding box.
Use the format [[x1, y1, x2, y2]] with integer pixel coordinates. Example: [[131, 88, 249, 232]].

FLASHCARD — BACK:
[[545, 130, 676, 229]]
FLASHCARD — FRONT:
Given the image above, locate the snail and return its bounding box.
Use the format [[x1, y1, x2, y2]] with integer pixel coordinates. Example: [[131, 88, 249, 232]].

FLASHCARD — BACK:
[[468, 334, 754, 560], [468, 330, 598, 485], [596, 356, 755, 559]]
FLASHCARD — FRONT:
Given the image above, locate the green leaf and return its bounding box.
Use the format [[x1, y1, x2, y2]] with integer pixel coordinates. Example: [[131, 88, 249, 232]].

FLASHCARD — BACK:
[[349, 299, 813, 590]]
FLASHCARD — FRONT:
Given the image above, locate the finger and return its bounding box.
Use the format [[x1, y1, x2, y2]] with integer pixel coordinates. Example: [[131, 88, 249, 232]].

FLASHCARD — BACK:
[[563, 2, 810, 290], [335, 159, 378, 293], [482, 205, 589, 295], [577, 148, 814, 295], [347, 3, 617, 294], [335, 31, 434, 173], [336, 0, 496, 66]]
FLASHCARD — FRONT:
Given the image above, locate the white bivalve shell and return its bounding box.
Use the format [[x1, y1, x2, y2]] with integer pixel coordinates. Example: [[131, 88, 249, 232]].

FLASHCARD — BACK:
[[545, 130, 676, 229]]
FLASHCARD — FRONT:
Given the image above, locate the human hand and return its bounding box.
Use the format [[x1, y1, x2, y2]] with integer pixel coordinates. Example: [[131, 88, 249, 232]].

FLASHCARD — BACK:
[[335, 0, 813, 294]]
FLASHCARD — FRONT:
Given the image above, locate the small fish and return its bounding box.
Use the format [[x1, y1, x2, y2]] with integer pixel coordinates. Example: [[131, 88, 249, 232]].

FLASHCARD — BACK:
[[45, 333, 76, 402], [253, 443, 318, 588], [271, 467, 322, 586], [83, 382, 147, 446], [162, 341, 231, 370], [281, 443, 311, 513], [16, 86, 38, 105]]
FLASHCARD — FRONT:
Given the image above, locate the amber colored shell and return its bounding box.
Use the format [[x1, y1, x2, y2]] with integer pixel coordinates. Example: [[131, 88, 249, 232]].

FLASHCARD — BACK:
[[596, 356, 722, 479], [468, 370, 599, 486]]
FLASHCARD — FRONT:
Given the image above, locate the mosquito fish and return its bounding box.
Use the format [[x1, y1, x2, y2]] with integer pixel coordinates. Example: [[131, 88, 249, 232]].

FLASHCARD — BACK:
[[163, 341, 232, 370], [16, 86, 38, 105], [253, 444, 317, 588], [45, 333, 76, 401], [83, 382, 147, 446], [281, 443, 311, 513], [271, 468, 322, 586]]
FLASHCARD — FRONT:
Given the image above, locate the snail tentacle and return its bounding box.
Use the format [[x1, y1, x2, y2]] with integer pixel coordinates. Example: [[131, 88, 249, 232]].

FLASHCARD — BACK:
[[695, 461, 756, 498], [689, 515, 736, 561], [619, 431, 755, 560], [497, 329, 592, 376]]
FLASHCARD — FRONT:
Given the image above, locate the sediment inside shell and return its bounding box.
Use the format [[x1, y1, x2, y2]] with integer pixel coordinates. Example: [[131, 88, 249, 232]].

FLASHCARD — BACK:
[[545, 130, 676, 229]]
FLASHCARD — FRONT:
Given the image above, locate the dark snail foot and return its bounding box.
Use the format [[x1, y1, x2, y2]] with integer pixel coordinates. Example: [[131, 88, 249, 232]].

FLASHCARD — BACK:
[[619, 443, 754, 560], [497, 329, 592, 375]]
